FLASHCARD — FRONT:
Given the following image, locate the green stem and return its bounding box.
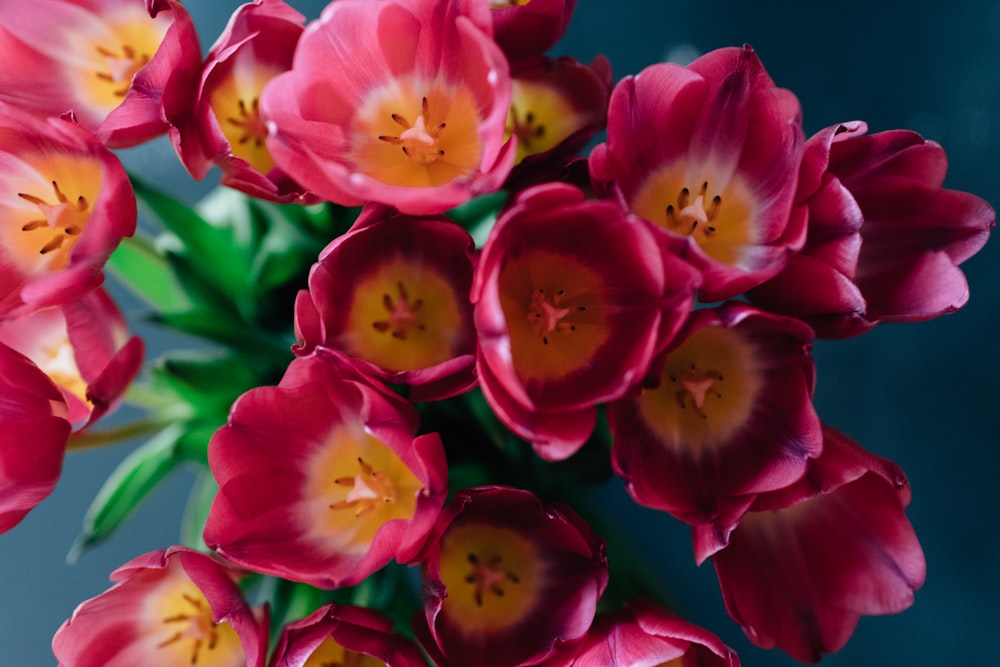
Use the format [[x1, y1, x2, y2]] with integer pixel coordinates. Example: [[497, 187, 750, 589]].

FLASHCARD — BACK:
[[65, 417, 176, 452]]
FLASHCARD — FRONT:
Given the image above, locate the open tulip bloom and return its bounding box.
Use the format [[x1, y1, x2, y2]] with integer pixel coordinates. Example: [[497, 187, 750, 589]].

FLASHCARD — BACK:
[[0, 1, 992, 666]]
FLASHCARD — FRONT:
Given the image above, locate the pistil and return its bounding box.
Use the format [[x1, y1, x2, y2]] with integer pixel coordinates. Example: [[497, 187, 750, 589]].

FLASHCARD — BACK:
[[95, 43, 150, 97], [464, 552, 521, 607], [18, 180, 90, 256], [669, 362, 724, 419], [378, 97, 447, 165], [527, 288, 584, 345], [371, 281, 426, 340], [226, 97, 268, 148], [665, 181, 722, 238], [329, 457, 398, 519], [158, 592, 220, 665], [508, 104, 546, 151]]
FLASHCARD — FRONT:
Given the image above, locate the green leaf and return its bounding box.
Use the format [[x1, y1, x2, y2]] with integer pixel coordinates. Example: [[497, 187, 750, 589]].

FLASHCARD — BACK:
[[69, 424, 186, 559], [149, 350, 262, 418], [106, 233, 191, 311]]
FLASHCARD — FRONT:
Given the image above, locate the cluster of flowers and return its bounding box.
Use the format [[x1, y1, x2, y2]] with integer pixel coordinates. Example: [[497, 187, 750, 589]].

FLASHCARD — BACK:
[[0, 0, 993, 665]]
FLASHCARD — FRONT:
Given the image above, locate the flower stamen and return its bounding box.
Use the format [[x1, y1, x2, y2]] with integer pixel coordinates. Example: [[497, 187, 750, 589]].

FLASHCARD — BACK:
[[527, 288, 577, 345], [95, 43, 150, 97], [17, 180, 91, 255], [371, 281, 426, 340], [158, 591, 220, 665], [669, 362, 724, 419], [330, 457, 398, 518], [464, 552, 521, 607], [665, 181, 722, 238], [226, 97, 268, 148], [378, 96, 448, 164]]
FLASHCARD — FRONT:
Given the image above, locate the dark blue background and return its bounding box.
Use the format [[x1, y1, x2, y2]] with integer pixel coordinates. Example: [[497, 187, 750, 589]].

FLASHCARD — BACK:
[[2, 1, 996, 664]]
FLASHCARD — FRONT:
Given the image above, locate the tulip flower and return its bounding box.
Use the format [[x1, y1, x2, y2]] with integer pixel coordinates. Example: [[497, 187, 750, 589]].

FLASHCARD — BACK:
[[549, 598, 738, 667], [0, 343, 71, 534], [474, 182, 698, 460], [295, 204, 477, 401], [270, 603, 428, 667], [609, 303, 822, 548], [710, 425, 926, 662], [590, 45, 806, 301], [52, 546, 268, 667], [506, 55, 612, 175], [262, 0, 515, 214], [0, 287, 143, 430], [490, 0, 577, 63], [204, 348, 448, 589], [171, 0, 314, 203], [0, 101, 136, 317], [416, 486, 608, 667], [748, 121, 995, 337], [0, 0, 201, 148]]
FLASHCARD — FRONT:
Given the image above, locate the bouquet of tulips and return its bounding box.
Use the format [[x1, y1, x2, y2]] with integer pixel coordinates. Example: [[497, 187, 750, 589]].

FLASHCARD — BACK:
[[0, 0, 993, 665]]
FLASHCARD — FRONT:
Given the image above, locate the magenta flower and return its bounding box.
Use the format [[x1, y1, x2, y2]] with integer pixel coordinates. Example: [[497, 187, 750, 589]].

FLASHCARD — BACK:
[[416, 486, 608, 667], [473, 183, 697, 460], [52, 546, 268, 667], [549, 598, 738, 667], [0, 0, 201, 148], [0, 101, 136, 317], [295, 204, 478, 401], [261, 0, 514, 214], [590, 45, 806, 301], [489, 0, 577, 63], [710, 425, 926, 662], [0, 343, 71, 534], [270, 603, 428, 667], [204, 348, 448, 589], [609, 303, 822, 552], [171, 0, 314, 203], [749, 121, 995, 337], [0, 287, 143, 430]]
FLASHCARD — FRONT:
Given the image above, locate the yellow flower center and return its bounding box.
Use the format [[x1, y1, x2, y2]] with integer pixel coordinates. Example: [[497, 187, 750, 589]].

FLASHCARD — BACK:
[[637, 325, 761, 450], [632, 165, 757, 268], [490, 0, 532, 7], [303, 636, 386, 667], [304, 424, 421, 553], [151, 583, 244, 667], [5, 156, 102, 274], [352, 81, 483, 188], [209, 64, 284, 175], [438, 524, 539, 632], [76, 6, 168, 114], [499, 251, 609, 383], [342, 257, 465, 372], [506, 80, 581, 164]]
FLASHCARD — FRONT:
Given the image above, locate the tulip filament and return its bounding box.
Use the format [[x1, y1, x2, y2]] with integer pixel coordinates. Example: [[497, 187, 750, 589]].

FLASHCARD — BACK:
[[371, 281, 426, 340], [378, 97, 448, 165], [158, 592, 220, 666], [95, 43, 150, 97], [665, 181, 722, 238], [330, 457, 398, 519], [18, 180, 89, 257], [464, 552, 521, 607]]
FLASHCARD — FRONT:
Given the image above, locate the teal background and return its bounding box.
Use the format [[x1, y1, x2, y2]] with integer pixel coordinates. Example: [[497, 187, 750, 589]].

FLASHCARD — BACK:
[[1, 1, 996, 665]]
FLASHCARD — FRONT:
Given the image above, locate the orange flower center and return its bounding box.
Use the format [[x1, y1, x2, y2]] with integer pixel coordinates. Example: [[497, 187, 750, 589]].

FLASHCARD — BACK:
[[632, 165, 756, 268], [343, 257, 465, 372], [14, 178, 91, 270], [304, 425, 421, 553], [94, 43, 150, 97], [154, 588, 244, 667], [352, 81, 483, 188], [438, 523, 539, 632], [499, 251, 608, 383], [210, 62, 286, 175], [637, 326, 761, 450], [506, 80, 581, 164], [329, 456, 399, 519]]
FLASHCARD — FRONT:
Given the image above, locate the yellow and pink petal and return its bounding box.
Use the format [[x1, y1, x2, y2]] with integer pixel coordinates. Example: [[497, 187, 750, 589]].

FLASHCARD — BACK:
[[261, 0, 514, 214], [610, 302, 822, 544], [52, 546, 268, 667], [417, 486, 607, 667], [0, 101, 135, 317], [204, 349, 448, 589], [171, 0, 313, 203], [0, 287, 143, 429], [299, 204, 477, 401], [0, 0, 200, 148]]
